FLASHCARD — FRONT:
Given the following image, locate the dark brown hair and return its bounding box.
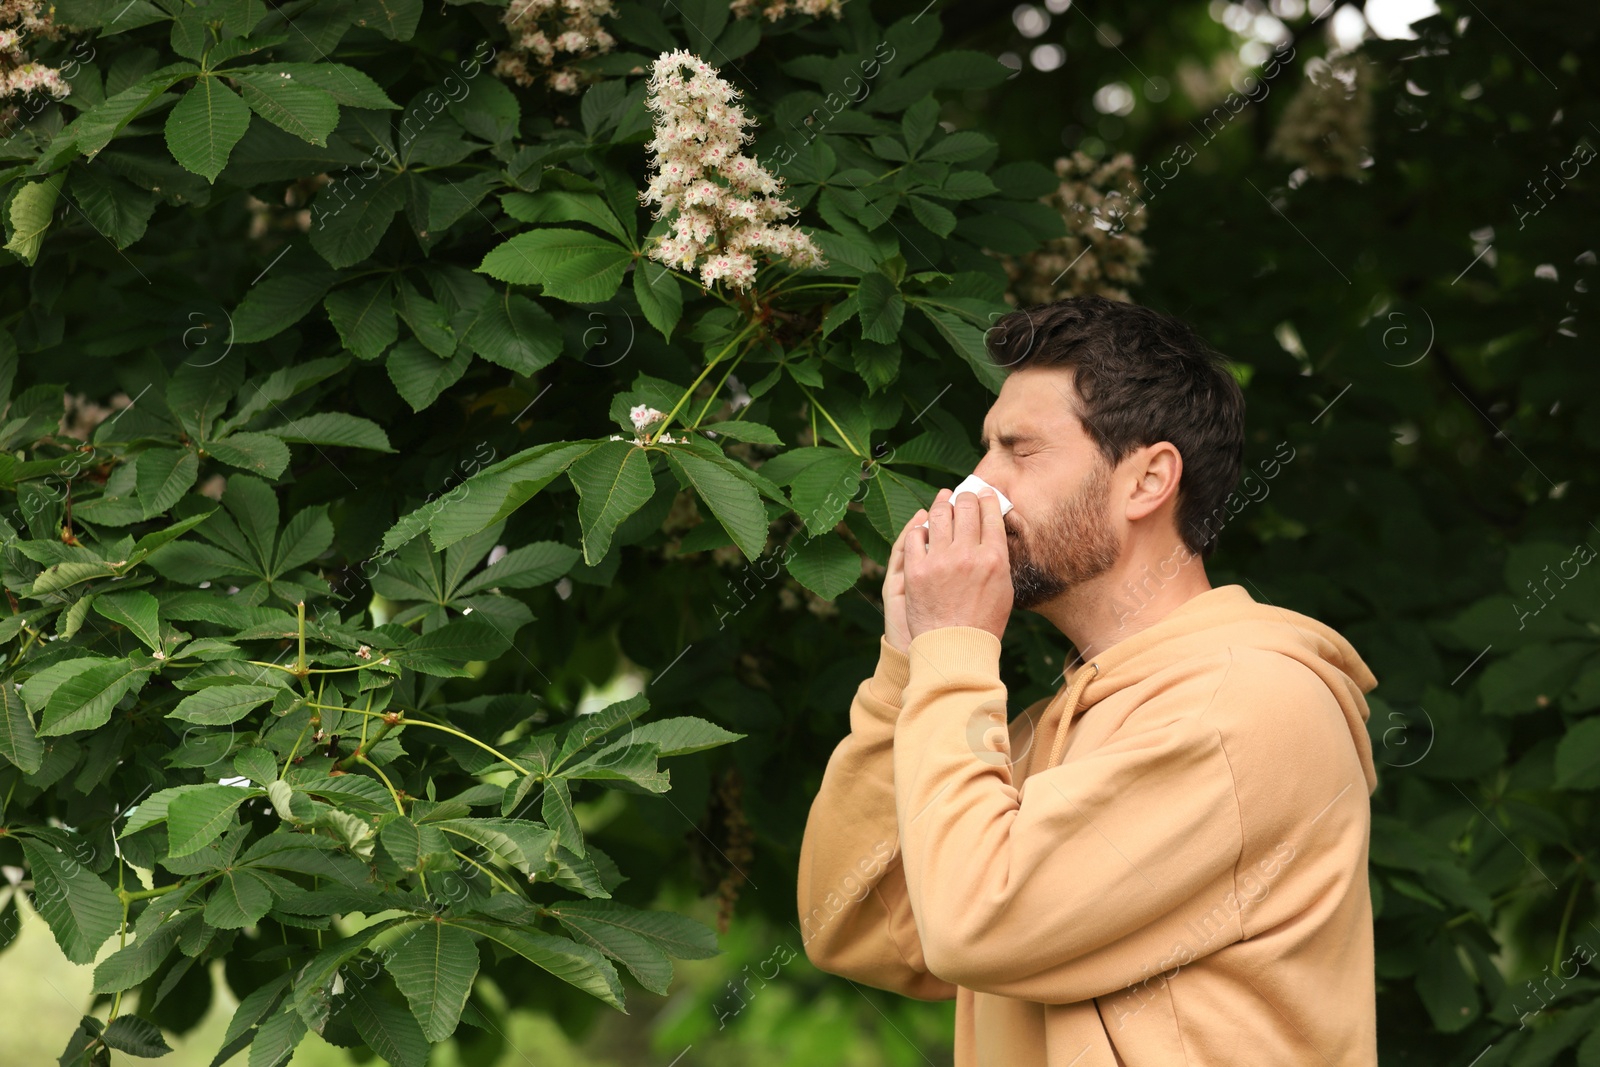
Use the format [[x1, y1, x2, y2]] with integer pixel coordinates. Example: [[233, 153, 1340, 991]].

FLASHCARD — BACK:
[[985, 295, 1246, 561]]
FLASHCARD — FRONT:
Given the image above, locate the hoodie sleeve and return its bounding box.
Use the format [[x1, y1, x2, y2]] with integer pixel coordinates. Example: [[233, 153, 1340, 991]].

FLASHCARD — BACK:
[[796, 635, 958, 1000], [892, 626, 1246, 1004]]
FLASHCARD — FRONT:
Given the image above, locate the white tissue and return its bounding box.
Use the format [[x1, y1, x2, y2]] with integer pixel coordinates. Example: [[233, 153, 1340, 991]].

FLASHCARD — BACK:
[[919, 474, 1013, 529]]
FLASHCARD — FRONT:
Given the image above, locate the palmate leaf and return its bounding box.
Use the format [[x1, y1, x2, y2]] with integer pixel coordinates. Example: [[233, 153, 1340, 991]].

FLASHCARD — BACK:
[[39, 658, 148, 737], [627, 716, 745, 757], [476, 228, 632, 304], [384, 920, 480, 1042], [346, 980, 428, 1067], [101, 1015, 173, 1057], [325, 279, 398, 360], [460, 291, 562, 376], [665, 448, 770, 564], [164, 76, 252, 183], [227, 72, 340, 145], [2, 172, 65, 266], [547, 898, 721, 994], [91, 917, 185, 994], [785, 531, 864, 600], [17, 836, 121, 965], [0, 680, 45, 773], [167, 784, 262, 857], [88, 588, 159, 645], [447, 919, 625, 1012], [567, 440, 655, 566], [168, 684, 281, 725]]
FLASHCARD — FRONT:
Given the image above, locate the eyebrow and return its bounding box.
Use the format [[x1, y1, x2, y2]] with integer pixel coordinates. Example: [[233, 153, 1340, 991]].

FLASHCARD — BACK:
[[978, 431, 1043, 451]]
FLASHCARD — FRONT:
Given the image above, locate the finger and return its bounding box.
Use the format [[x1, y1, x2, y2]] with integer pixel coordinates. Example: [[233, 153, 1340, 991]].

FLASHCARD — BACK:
[[977, 487, 1006, 546], [952, 489, 981, 544], [891, 509, 922, 573], [928, 487, 954, 544]]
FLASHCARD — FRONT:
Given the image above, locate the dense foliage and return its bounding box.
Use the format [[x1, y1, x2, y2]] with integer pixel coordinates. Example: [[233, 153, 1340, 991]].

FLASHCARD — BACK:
[[0, 0, 1595, 1064]]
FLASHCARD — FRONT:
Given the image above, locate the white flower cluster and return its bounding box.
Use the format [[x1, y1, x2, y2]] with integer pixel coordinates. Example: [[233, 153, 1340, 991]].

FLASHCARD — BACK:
[[637, 50, 826, 292], [730, 0, 846, 22], [1266, 53, 1376, 182], [609, 404, 684, 446], [494, 0, 620, 95], [1, 2, 69, 109]]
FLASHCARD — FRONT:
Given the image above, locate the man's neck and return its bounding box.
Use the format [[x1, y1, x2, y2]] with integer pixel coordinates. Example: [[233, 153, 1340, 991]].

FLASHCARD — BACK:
[[1036, 548, 1214, 670]]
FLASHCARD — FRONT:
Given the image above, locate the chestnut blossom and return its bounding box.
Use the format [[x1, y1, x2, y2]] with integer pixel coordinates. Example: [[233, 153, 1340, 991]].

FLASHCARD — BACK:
[[496, 0, 618, 95], [730, 0, 845, 21], [1, 1, 71, 116], [638, 50, 826, 292]]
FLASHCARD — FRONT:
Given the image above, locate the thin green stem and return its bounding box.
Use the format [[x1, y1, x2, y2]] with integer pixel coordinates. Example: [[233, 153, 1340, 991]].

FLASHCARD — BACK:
[[648, 322, 762, 446], [357, 754, 406, 814], [1552, 874, 1585, 973], [796, 384, 864, 456], [310, 703, 532, 777], [692, 345, 753, 427], [451, 848, 524, 896], [118, 881, 189, 903], [295, 601, 307, 676], [282, 722, 311, 777]]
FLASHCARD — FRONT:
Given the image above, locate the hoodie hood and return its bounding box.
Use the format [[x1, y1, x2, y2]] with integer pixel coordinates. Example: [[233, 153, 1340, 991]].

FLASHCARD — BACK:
[[1042, 584, 1379, 793]]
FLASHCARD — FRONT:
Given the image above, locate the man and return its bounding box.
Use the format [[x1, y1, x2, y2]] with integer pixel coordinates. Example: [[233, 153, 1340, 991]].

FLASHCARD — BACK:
[[797, 295, 1379, 1065]]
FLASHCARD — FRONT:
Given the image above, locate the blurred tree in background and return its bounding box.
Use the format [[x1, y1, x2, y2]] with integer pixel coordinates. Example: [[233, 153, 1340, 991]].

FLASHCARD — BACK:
[[0, 0, 1595, 1063]]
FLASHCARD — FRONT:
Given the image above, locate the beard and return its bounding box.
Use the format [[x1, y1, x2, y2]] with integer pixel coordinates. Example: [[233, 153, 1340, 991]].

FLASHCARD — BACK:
[[1006, 458, 1122, 611]]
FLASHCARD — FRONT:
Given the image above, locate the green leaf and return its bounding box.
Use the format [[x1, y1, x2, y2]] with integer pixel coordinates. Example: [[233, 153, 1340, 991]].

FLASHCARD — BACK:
[[229, 75, 339, 145], [553, 895, 723, 966], [93, 590, 162, 652], [92, 920, 184, 993], [207, 433, 292, 478], [916, 303, 1007, 394], [700, 421, 783, 446], [310, 171, 405, 268], [387, 339, 471, 412], [500, 191, 630, 243], [205, 868, 276, 929], [3, 172, 66, 266], [378, 815, 455, 873], [129, 509, 218, 562], [385, 921, 480, 1043], [665, 449, 769, 564], [39, 658, 146, 737], [18, 836, 121, 964], [28, 561, 117, 596], [447, 920, 625, 1012], [786, 532, 863, 599], [539, 777, 584, 855], [455, 541, 581, 597], [352, 0, 423, 40], [477, 228, 633, 304], [787, 447, 864, 537], [136, 448, 201, 518], [462, 292, 561, 376], [167, 784, 260, 857], [164, 76, 252, 183], [627, 716, 745, 757], [0, 681, 45, 774], [101, 1015, 173, 1057], [236, 63, 398, 109], [857, 273, 905, 343], [266, 412, 393, 451], [633, 260, 682, 341], [169, 685, 281, 725], [567, 440, 656, 566], [232, 268, 339, 343], [346, 979, 429, 1067], [1415, 932, 1478, 1033], [325, 279, 398, 360], [393, 278, 458, 357], [69, 168, 158, 249], [1555, 716, 1600, 789], [250, 1004, 308, 1067]]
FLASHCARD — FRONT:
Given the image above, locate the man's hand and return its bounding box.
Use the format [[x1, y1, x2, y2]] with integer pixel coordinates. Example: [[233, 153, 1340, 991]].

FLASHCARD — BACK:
[[884, 506, 916, 654], [903, 486, 1014, 645]]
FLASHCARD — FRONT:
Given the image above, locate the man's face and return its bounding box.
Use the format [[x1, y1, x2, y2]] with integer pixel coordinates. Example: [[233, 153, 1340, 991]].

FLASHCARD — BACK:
[[972, 367, 1123, 611]]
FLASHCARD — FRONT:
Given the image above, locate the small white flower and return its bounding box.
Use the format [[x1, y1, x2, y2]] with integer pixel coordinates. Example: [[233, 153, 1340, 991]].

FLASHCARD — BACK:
[[357, 645, 372, 660]]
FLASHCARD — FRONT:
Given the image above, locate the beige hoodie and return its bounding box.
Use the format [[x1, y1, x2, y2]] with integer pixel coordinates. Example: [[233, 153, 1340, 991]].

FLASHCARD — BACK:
[[797, 584, 1380, 1065]]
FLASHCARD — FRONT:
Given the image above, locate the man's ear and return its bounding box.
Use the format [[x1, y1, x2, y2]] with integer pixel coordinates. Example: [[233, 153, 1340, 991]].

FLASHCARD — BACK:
[[1124, 442, 1182, 522]]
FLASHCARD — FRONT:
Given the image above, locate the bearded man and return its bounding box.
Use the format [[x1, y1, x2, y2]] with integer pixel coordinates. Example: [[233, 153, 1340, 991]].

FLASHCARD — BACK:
[[798, 294, 1380, 1066]]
